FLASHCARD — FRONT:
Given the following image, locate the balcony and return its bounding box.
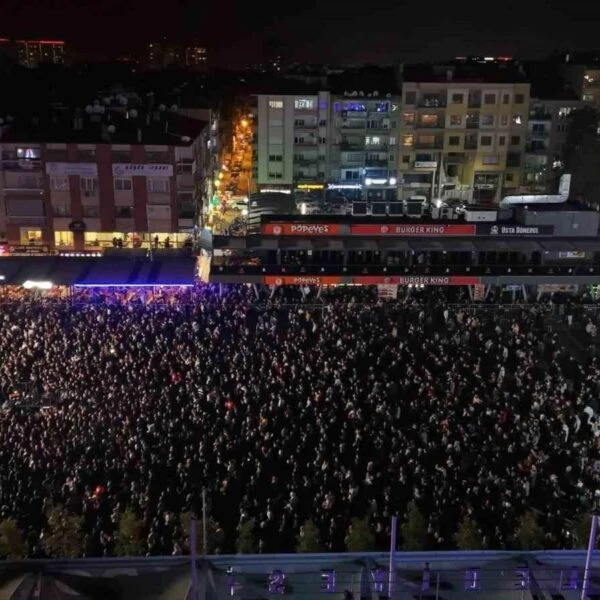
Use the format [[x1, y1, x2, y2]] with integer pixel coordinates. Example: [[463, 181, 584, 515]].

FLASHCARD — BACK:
[[294, 140, 318, 147], [365, 159, 388, 167], [294, 157, 318, 165], [339, 142, 365, 151], [464, 140, 478, 150], [529, 129, 549, 139], [419, 97, 446, 108], [468, 97, 481, 108], [294, 121, 318, 129], [1, 159, 42, 172], [466, 120, 480, 129], [341, 121, 366, 129], [525, 144, 549, 154]]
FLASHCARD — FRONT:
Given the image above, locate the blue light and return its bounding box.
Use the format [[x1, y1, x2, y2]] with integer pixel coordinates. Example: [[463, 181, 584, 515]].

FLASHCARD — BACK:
[[73, 283, 194, 288]]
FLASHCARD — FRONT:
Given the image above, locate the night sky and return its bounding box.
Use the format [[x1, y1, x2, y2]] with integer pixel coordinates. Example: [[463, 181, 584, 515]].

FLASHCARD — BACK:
[[2, 0, 600, 66]]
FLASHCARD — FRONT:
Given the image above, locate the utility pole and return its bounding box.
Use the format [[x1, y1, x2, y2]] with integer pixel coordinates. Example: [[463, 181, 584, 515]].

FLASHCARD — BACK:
[[389, 515, 398, 600], [582, 494, 600, 600], [190, 516, 199, 600]]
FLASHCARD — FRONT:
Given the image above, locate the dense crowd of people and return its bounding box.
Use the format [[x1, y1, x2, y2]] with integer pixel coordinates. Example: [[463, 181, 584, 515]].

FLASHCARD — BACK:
[[0, 284, 600, 557]]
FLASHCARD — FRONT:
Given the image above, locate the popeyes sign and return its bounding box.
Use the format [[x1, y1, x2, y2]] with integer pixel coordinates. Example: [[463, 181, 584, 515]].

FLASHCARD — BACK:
[[262, 223, 341, 235]]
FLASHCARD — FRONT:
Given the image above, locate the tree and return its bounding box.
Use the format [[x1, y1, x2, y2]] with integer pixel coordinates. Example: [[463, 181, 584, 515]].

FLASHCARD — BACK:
[[180, 512, 224, 555], [114, 509, 146, 556], [454, 516, 486, 550], [41, 504, 85, 558], [563, 106, 600, 205], [512, 511, 545, 550], [236, 518, 256, 554], [345, 517, 376, 552], [296, 519, 322, 553], [0, 519, 26, 559], [400, 502, 428, 550]]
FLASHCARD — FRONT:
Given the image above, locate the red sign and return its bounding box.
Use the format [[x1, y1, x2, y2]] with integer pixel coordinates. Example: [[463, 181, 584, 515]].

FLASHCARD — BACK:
[[262, 223, 341, 236], [353, 276, 481, 286], [0, 244, 8, 257], [350, 224, 476, 236], [264, 276, 343, 285]]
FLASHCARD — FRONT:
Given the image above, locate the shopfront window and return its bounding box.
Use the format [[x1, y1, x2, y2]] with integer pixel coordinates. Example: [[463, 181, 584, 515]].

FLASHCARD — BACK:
[[54, 231, 74, 247], [20, 228, 42, 244]]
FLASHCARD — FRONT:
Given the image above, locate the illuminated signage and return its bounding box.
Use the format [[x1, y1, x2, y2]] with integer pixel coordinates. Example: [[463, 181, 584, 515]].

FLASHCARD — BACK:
[[264, 276, 343, 285], [365, 178, 387, 185], [479, 224, 554, 235], [262, 223, 341, 236], [296, 183, 324, 190], [112, 163, 173, 177], [414, 161, 437, 168], [350, 224, 476, 236], [259, 188, 292, 194], [353, 276, 482, 286], [327, 184, 362, 190], [465, 569, 480, 591]]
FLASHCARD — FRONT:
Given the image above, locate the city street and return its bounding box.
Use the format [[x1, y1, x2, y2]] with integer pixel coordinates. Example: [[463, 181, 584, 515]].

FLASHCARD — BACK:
[[208, 112, 253, 234]]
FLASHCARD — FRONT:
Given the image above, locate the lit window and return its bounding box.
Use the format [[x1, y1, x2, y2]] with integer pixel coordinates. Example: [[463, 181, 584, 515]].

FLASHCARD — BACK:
[[269, 100, 283, 109], [450, 115, 462, 126], [294, 98, 315, 110], [114, 178, 132, 191], [403, 112, 415, 125], [402, 134, 414, 146], [16, 147, 41, 159], [513, 114, 523, 125], [366, 136, 381, 145], [558, 107, 573, 117], [420, 114, 438, 127]]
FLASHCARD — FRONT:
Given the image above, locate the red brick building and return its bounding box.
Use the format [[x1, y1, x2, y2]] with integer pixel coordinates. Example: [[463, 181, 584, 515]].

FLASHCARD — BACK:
[[0, 103, 213, 251]]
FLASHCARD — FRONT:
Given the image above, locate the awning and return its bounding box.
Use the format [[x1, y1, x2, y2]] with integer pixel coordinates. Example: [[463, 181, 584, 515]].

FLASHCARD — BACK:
[[0, 257, 196, 286]]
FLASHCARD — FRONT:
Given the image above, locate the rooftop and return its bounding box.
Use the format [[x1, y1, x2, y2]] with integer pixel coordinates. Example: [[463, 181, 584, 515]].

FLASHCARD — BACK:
[[0, 104, 207, 146], [402, 62, 529, 84]]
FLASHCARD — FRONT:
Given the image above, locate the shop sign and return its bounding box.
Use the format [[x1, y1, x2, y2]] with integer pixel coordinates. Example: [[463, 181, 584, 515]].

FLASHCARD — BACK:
[[262, 223, 341, 235], [112, 163, 173, 177], [350, 224, 476, 236], [477, 224, 554, 235]]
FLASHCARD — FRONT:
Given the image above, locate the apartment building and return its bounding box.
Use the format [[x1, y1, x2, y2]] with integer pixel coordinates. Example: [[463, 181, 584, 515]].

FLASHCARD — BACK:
[[0, 103, 213, 250], [253, 90, 401, 200], [0, 38, 66, 68], [522, 96, 583, 192], [559, 53, 600, 106], [398, 65, 531, 203], [144, 41, 207, 69]]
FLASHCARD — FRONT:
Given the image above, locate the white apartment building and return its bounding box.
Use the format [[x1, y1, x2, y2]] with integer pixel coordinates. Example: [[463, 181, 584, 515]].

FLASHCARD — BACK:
[[253, 91, 401, 201]]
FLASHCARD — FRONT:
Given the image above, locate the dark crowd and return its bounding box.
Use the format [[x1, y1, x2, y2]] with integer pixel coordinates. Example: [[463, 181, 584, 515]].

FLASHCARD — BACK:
[[1, 284, 600, 556]]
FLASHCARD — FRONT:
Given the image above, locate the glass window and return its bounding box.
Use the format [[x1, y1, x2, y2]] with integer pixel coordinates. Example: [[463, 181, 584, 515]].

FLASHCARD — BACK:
[[294, 98, 315, 110], [515, 94, 525, 104], [147, 178, 170, 193], [451, 93, 464, 104], [420, 114, 438, 127], [50, 176, 69, 191], [480, 114, 495, 126], [402, 134, 414, 146], [80, 177, 98, 193], [449, 136, 460, 146], [404, 91, 416, 105], [482, 155, 499, 164], [480, 136, 492, 146], [484, 93, 496, 104], [402, 112, 415, 125], [114, 178, 132, 191], [54, 231, 74, 246], [52, 202, 70, 216], [450, 115, 462, 126], [16, 147, 41, 159]]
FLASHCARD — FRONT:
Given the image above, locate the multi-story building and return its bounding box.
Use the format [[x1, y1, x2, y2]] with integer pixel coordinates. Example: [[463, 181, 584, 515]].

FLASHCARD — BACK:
[[144, 41, 207, 69], [522, 96, 583, 192], [0, 38, 66, 67], [0, 103, 213, 250], [16, 39, 66, 67], [253, 90, 402, 200], [398, 64, 531, 203], [559, 53, 600, 106]]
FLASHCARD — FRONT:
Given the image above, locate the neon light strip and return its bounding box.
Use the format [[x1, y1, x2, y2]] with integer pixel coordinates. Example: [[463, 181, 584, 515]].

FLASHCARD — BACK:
[[73, 283, 194, 288]]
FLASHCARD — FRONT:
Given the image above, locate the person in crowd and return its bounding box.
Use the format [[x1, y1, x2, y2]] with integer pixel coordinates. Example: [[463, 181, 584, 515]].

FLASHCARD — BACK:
[[0, 284, 598, 556]]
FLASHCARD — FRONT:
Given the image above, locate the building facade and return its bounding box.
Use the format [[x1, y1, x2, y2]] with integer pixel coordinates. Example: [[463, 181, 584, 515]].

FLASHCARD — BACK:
[[144, 42, 207, 69], [253, 91, 401, 200], [0, 110, 212, 250], [522, 98, 583, 192], [17, 39, 66, 67], [398, 75, 530, 203]]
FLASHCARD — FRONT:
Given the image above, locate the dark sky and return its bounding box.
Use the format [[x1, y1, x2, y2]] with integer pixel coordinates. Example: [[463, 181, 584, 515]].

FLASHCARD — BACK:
[[2, 0, 600, 66]]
